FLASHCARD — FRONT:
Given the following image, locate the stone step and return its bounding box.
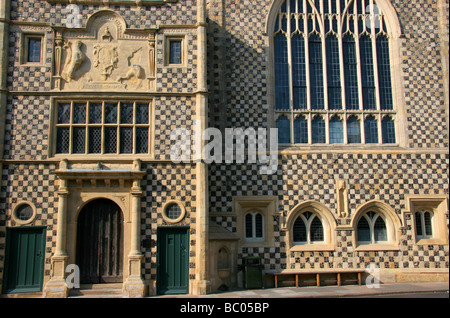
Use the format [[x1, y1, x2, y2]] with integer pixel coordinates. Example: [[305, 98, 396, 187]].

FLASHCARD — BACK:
[[68, 283, 124, 298]]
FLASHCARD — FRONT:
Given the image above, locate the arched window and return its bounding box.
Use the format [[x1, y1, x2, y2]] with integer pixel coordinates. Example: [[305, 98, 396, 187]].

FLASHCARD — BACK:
[[357, 211, 388, 244], [293, 212, 324, 244], [272, 0, 397, 145], [245, 211, 264, 241], [415, 209, 434, 239]]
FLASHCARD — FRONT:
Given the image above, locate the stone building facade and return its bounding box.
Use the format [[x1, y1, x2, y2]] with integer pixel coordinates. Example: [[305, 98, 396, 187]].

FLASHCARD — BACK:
[[0, 0, 448, 297]]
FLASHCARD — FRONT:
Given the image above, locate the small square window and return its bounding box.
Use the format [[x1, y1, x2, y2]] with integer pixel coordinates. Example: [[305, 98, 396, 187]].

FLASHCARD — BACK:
[[28, 37, 42, 63], [165, 37, 185, 66]]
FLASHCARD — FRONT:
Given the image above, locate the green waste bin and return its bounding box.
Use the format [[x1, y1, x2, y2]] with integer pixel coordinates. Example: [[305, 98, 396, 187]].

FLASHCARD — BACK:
[[244, 257, 263, 289]]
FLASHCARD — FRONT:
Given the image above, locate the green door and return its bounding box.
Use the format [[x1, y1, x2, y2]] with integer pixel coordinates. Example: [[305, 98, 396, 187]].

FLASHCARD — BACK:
[[157, 227, 189, 295], [2, 227, 46, 294]]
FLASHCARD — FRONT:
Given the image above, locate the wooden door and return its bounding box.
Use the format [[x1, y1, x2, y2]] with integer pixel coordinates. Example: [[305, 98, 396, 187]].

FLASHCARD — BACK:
[[2, 227, 46, 294], [157, 227, 189, 295], [76, 199, 123, 284]]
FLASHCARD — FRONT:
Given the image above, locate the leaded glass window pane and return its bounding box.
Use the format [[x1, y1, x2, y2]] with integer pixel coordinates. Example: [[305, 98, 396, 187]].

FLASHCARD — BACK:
[[136, 128, 149, 154], [292, 35, 307, 109], [120, 103, 134, 124], [277, 116, 291, 144], [382, 116, 396, 144], [72, 127, 86, 154], [89, 103, 102, 124], [347, 116, 361, 143], [424, 211, 433, 236], [16, 204, 34, 221], [329, 116, 343, 144], [377, 36, 393, 110], [255, 213, 263, 238], [310, 216, 324, 242], [104, 127, 117, 153], [245, 214, 253, 238], [293, 217, 307, 242], [415, 212, 423, 236], [374, 216, 387, 242], [274, 34, 290, 110], [343, 35, 359, 110], [105, 103, 118, 124], [89, 127, 102, 154], [58, 103, 71, 124], [357, 217, 371, 242], [364, 116, 379, 144], [28, 38, 41, 63], [166, 204, 182, 220], [136, 103, 150, 124], [326, 36, 342, 109], [169, 40, 182, 64], [56, 127, 69, 153], [309, 35, 324, 110], [360, 36, 376, 110], [294, 116, 308, 144], [120, 127, 133, 154], [73, 103, 87, 124], [311, 116, 325, 143]]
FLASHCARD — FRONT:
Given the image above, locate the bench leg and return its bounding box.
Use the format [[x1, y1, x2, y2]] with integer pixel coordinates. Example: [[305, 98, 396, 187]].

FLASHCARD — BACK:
[[275, 275, 278, 288], [337, 273, 341, 287], [358, 272, 362, 285], [295, 274, 299, 288], [316, 274, 320, 287]]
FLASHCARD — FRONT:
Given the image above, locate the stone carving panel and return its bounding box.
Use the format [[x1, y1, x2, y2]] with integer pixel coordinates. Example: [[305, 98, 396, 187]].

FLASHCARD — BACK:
[[53, 10, 156, 92]]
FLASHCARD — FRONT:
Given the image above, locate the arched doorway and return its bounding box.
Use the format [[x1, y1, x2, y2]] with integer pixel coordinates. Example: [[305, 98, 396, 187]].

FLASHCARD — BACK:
[[76, 199, 124, 284]]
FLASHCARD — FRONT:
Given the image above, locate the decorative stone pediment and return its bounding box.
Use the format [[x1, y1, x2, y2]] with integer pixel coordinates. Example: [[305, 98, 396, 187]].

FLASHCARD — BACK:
[[53, 10, 156, 92]]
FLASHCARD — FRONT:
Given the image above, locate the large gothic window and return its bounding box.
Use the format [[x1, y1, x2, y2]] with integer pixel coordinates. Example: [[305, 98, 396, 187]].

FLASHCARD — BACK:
[[274, 0, 397, 145]]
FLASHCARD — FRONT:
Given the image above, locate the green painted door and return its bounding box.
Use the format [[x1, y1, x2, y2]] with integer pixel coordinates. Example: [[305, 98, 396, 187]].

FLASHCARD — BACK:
[[2, 227, 46, 294], [157, 227, 189, 295]]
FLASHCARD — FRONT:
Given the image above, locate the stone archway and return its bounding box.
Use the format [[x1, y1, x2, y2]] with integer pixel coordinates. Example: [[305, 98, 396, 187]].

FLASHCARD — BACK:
[[76, 198, 124, 284]]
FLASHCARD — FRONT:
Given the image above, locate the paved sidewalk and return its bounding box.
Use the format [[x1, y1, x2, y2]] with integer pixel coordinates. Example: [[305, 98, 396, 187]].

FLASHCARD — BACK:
[[151, 282, 449, 298]]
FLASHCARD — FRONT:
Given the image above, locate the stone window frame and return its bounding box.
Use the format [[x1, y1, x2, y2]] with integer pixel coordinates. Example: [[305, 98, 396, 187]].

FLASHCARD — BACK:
[[351, 200, 401, 251], [164, 34, 187, 67], [49, 97, 155, 159], [244, 210, 265, 242], [20, 32, 46, 66], [161, 200, 186, 224], [265, 0, 407, 149], [285, 200, 336, 252], [12, 201, 37, 225], [234, 196, 279, 248], [404, 195, 449, 246]]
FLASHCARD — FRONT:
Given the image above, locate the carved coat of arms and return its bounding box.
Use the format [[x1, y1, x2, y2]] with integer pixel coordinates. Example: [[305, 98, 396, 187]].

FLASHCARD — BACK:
[[93, 27, 119, 81]]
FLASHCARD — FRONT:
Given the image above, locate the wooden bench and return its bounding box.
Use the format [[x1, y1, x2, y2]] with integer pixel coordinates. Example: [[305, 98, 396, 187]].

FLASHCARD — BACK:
[[267, 269, 366, 288]]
